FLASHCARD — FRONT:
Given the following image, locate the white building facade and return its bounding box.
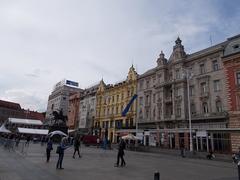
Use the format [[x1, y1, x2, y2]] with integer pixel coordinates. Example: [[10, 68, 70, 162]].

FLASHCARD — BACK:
[[79, 84, 99, 132], [46, 79, 82, 124], [137, 36, 233, 153]]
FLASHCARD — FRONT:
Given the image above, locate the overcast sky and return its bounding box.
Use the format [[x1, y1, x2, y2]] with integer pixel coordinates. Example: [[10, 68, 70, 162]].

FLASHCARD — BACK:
[[0, 0, 239, 112]]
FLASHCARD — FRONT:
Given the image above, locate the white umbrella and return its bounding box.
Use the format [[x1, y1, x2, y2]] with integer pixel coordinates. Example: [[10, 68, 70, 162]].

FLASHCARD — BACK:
[[122, 134, 138, 140], [0, 124, 11, 133], [48, 130, 67, 137]]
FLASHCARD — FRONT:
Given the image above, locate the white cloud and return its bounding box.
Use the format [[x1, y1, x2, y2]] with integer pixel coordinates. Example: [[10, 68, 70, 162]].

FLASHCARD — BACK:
[[0, 0, 239, 111]]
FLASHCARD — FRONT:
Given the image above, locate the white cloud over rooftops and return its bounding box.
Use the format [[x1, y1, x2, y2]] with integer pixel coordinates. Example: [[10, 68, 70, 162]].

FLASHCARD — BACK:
[[0, 0, 239, 111]]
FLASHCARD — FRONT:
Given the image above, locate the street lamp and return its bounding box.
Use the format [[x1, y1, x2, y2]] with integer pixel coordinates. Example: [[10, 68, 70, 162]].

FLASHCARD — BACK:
[[183, 68, 193, 152]]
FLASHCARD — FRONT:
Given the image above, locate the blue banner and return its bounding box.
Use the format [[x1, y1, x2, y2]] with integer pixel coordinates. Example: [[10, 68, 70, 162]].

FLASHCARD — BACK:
[[122, 94, 138, 117]]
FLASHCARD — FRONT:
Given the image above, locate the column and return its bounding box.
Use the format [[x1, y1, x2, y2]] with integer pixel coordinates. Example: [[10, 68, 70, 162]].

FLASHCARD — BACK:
[[184, 132, 189, 150], [175, 132, 180, 149]]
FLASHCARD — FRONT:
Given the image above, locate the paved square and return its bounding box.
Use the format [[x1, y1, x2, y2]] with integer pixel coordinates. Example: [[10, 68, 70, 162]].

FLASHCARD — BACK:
[[0, 144, 237, 180]]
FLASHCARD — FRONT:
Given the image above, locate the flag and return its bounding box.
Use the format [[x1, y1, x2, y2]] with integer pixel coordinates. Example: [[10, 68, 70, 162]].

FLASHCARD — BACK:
[[122, 94, 138, 117]]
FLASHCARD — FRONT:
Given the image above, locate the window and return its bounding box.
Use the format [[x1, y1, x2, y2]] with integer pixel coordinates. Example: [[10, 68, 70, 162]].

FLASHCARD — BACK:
[[112, 96, 114, 103], [127, 90, 130, 97], [117, 95, 119, 102], [115, 120, 122, 129], [157, 74, 162, 83], [191, 103, 196, 115], [153, 108, 156, 118], [139, 109, 143, 119], [116, 106, 119, 114], [189, 86, 194, 96], [139, 81, 144, 90], [146, 109, 149, 119], [139, 97, 143, 105], [200, 82, 207, 94], [146, 95, 150, 104], [216, 101, 222, 112], [125, 119, 129, 128], [214, 80, 221, 91], [236, 72, 240, 85], [153, 76, 156, 84], [212, 60, 219, 71], [176, 69, 180, 79], [146, 80, 150, 88], [200, 63, 205, 74], [203, 102, 208, 114], [153, 94, 156, 103], [176, 87, 181, 96], [176, 104, 181, 117], [233, 44, 239, 49]]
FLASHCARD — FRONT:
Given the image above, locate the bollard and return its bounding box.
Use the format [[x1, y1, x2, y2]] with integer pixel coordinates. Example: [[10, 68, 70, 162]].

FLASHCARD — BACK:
[[238, 162, 240, 180], [154, 171, 160, 180]]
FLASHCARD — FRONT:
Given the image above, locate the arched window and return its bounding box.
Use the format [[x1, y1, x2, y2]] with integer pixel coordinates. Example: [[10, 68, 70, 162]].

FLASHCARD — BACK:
[[216, 101, 222, 112], [203, 102, 208, 114], [139, 108, 143, 120], [146, 109, 149, 119]]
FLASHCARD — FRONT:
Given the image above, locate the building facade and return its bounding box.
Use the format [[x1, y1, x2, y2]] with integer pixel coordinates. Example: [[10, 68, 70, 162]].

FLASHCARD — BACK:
[[67, 92, 81, 130], [222, 34, 240, 152], [94, 66, 138, 143], [79, 84, 99, 133], [137, 36, 234, 153], [0, 99, 45, 125], [45, 79, 82, 124]]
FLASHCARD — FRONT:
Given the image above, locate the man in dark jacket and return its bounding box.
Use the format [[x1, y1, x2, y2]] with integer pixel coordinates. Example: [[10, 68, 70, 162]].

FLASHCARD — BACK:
[[115, 138, 126, 167], [73, 137, 81, 158], [46, 138, 53, 162]]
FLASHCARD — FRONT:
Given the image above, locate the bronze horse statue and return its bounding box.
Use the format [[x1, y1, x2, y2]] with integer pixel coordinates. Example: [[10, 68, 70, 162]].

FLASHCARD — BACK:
[[52, 110, 68, 125]]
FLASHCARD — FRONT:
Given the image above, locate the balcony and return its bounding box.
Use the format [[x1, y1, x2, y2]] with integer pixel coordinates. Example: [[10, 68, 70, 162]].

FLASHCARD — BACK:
[[164, 114, 175, 120], [164, 96, 172, 103], [200, 92, 209, 99]]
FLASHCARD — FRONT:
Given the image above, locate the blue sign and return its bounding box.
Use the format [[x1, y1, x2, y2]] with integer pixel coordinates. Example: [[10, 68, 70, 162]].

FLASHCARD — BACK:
[[66, 80, 79, 87]]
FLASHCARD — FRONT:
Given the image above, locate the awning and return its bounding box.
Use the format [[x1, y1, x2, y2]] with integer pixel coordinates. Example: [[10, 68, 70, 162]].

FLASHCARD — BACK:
[[8, 118, 43, 125], [18, 128, 49, 135], [206, 128, 240, 133], [0, 124, 11, 133]]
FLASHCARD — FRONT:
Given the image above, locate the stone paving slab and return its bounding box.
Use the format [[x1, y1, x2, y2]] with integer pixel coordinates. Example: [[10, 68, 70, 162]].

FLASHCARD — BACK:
[[0, 144, 238, 180]]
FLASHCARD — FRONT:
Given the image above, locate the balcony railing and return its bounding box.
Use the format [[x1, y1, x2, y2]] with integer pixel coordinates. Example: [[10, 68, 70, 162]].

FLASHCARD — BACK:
[[164, 96, 172, 103]]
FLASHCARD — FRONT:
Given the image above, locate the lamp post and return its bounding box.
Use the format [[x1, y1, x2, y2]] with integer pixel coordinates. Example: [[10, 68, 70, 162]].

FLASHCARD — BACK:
[[184, 69, 193, 152]]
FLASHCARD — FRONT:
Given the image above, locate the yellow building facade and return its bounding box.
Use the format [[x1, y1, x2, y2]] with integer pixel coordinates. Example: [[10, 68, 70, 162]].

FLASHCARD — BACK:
[[94, 66, 138, 143]]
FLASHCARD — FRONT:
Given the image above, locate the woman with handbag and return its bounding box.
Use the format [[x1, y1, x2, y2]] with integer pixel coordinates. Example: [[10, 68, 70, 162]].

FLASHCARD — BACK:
[[46, 138, 53, 162], [56, 137, 69, 169]]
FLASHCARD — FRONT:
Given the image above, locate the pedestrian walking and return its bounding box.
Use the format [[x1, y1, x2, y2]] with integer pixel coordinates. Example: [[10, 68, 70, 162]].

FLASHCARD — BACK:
[[46, 138, 53, 162], [25, 136, 31, 146], [180, 141, 185, 158], [73, 136, 81, 158], [114, 138, 126, 167], [97, 137, 100, 148], [56, 137, 69, 169]]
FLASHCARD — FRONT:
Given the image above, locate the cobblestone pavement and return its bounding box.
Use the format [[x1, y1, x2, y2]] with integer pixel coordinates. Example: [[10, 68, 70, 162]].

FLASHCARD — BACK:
[[0, 143, 238, 180]]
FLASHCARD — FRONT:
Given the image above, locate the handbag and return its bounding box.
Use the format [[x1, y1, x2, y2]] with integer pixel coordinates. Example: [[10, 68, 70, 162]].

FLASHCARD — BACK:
[[56, 145, 61, 154]]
